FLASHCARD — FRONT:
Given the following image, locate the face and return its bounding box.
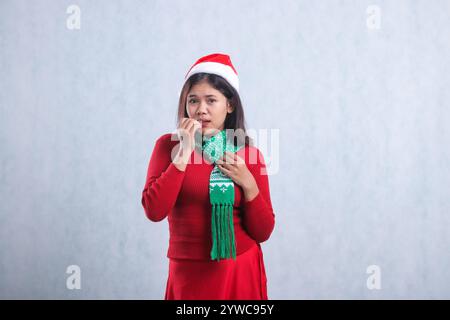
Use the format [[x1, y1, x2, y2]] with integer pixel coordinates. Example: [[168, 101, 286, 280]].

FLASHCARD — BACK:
[[186, 80, 234, 136]]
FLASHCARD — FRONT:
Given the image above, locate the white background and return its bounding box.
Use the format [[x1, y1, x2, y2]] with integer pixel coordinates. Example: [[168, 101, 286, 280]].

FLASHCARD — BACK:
[[1, 0, 449, 299]]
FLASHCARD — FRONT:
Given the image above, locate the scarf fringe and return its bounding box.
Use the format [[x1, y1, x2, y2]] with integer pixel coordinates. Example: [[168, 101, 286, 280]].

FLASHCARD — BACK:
[[210, 203, 236, 261]]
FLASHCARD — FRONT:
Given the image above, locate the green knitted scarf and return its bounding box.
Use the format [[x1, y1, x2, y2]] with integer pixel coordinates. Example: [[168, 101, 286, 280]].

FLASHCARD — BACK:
[[195, 129, 244, 261]]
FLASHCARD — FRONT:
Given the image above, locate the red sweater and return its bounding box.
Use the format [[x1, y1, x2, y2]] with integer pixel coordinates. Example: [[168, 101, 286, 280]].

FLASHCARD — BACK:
[[141, 133, 275, 260]]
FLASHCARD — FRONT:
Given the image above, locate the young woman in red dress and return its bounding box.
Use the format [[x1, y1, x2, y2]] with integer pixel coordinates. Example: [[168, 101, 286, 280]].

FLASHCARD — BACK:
[[141, 53, 275, 300]]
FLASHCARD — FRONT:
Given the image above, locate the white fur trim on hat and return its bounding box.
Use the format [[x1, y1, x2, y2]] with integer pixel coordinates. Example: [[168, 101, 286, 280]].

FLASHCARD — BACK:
[[185, 61, 239, 92]]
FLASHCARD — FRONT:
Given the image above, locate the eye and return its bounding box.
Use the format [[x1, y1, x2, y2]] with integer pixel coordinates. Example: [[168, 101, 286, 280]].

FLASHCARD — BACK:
[[208, 99, 216, 103], [188, 98, 197, 104]]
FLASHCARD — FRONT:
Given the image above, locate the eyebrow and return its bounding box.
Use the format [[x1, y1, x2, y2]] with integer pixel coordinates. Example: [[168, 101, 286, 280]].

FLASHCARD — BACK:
[[188, 94, 217, 98]]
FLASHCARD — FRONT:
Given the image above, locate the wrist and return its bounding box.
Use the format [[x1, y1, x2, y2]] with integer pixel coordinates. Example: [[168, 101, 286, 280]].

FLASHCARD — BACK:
[[177, 147, 194, 161], [243, 180, 259, 201], [172, 148, 193, 170], [242, 176, 257, 192]]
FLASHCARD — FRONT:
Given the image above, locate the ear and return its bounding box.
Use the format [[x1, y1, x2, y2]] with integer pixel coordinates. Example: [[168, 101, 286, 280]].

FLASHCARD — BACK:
[[227, 102, 234, 113]]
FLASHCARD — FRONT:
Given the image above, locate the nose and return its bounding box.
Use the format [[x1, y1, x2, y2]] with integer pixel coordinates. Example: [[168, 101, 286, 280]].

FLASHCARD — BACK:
[[196, 101, 208, 116]]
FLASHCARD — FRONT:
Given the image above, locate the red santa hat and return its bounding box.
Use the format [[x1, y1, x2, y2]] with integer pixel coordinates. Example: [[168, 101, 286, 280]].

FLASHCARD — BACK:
[[184, 53, 239, 93]]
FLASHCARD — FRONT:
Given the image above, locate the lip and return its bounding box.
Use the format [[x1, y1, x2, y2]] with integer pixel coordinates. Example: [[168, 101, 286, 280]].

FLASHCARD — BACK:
[[199, 119, 211, 127]]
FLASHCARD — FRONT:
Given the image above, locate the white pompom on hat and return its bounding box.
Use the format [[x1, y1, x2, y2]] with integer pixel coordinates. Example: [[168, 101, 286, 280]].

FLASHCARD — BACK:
[[184, 53, 239, 93]]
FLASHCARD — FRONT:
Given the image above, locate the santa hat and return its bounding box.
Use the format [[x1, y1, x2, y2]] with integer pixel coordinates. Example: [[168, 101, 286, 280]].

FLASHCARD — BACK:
[[184, 53, 239, 92]]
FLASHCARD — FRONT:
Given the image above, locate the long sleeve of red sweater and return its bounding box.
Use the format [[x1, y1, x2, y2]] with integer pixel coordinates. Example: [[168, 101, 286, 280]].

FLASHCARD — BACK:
[[141, 134, 186, 222], [141, 133, 275, 259], [241, 147, 275, 243]]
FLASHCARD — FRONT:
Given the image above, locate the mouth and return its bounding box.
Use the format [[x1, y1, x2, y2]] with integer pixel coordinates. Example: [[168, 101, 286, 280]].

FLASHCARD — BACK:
[[199, 120, 211, 127]]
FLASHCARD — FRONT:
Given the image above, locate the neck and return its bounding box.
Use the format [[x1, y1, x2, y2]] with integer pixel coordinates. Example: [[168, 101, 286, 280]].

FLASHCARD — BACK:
[[202, 128, 222, 139]]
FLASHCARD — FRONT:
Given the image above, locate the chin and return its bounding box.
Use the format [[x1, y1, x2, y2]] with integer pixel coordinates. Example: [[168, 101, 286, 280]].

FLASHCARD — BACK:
[[202, 127, 219, 136]]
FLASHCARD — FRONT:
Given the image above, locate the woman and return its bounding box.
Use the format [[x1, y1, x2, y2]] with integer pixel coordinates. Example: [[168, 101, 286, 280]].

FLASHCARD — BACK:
[[141, 53, 275, 300]]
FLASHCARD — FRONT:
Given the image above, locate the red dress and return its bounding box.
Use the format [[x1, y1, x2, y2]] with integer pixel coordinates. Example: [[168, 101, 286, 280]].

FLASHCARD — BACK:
[[165, 242, 268, 300], [141, 133, 275, 300]]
